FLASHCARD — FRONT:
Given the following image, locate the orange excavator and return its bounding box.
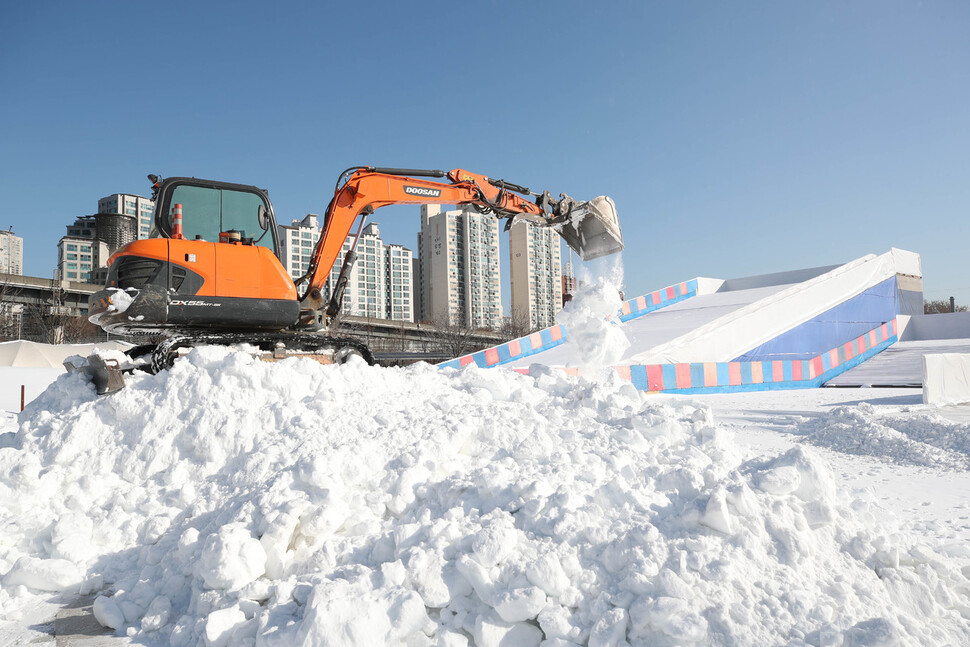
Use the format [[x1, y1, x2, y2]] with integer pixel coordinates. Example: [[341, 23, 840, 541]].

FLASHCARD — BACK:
[[71, 166, 623, 393]]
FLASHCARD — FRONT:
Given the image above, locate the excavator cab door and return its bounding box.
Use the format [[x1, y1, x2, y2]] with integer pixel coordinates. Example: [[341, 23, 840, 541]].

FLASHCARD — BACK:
[[154, 178, 281, 257]]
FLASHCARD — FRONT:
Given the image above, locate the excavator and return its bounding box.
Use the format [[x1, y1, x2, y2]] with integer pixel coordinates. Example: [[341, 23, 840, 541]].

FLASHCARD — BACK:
[[69, 166, 623, 393]]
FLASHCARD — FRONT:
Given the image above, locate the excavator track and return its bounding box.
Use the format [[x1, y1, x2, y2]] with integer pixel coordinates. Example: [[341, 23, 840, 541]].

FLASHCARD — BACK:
[[66, 333, 375, 395], [145, 332, 375, 374]]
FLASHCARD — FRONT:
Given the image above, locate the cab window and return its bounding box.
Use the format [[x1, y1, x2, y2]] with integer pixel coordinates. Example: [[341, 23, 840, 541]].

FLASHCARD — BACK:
[[166, 185, 275, 252]]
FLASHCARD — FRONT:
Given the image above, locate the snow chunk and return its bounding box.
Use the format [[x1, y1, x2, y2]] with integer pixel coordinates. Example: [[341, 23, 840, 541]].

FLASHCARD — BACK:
[[3, 556, 82, 592], [474, 612, 543, 647], [93, 595, 125, 630], [493, 586, 546, 623], [205, 606, 246, 647], [300, 581, 431, 645], [199, 524, 267, 590]]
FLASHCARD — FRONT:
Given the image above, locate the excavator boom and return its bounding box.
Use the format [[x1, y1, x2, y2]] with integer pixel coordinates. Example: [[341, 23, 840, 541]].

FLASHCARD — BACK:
[[300, 167, 623, 313]]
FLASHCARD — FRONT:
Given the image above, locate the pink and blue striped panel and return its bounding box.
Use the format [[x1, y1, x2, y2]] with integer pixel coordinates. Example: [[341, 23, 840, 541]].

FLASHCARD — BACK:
[[618, 279, 698, 322], [608, 318, 898, 393], [438, 325, 567, 370]]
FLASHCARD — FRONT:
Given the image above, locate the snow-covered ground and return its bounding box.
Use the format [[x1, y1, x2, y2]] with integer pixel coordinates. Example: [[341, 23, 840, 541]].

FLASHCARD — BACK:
[[1, 352, 969, 646]]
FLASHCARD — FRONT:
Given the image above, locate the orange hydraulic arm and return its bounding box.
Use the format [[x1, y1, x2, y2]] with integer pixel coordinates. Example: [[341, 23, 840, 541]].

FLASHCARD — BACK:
[[299, 167, 579, 315]]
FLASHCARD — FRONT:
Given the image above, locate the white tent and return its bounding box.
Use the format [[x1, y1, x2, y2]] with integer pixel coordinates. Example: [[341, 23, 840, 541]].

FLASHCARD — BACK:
[[0, 340, 133, 368]]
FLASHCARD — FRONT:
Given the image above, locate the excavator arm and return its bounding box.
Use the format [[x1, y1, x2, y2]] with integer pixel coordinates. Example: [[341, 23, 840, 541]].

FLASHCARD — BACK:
[[299, 167, 622, 315]]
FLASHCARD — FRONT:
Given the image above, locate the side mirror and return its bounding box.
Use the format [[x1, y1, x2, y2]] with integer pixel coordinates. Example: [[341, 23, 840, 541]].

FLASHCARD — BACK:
[[258, 205, 270, 230]]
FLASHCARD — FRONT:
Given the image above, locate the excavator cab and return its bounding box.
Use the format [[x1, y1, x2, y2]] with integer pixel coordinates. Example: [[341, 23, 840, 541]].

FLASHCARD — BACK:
[[152, 178, 280, 256], [86, 177, 300, 336]]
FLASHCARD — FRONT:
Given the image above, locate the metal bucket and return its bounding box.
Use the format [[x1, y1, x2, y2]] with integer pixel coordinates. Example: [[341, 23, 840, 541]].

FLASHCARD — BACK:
[[557, 196, 624, 261]]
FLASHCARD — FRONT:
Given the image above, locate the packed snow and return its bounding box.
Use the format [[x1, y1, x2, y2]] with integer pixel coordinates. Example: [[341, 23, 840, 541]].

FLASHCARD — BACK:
[[2, 347, 970, 646]]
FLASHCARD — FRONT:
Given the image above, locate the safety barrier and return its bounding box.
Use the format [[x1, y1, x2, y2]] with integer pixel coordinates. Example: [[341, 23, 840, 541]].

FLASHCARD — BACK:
[[509, 319, 899, 394], [617, 279, 698, 322]]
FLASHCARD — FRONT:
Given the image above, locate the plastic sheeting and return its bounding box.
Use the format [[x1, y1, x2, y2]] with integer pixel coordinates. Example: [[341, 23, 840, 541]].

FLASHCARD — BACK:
[[922, 353, 970, 406], [0, 340, 132, 368], [736, 277, 899, 362], [626, 249, 919, 365]]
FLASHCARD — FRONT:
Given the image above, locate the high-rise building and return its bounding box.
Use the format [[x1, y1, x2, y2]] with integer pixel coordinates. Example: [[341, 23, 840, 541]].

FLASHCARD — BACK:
[[98, 194, 155, 239], [0, 229, 24, 275], [509, 220, 563, 329], [417, 205, 502, 329], [385, 242, 414, 323], [277, 214, 321, 285], [277, 216, 414, 321], [343, 223, 387, 319], [56, 214, 135, 282], [561, 255, 582, 305]]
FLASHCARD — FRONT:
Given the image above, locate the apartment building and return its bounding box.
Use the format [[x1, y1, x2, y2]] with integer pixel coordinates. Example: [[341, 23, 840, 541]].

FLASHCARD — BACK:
[[508, 220, 563, 329], [56, 213, 135, 282], [0, 229, 23, 275], [278, 216, 414, 321], [417, 205, 502, 329], [98, 194, 155, 239], [277, 214, 321, 284]]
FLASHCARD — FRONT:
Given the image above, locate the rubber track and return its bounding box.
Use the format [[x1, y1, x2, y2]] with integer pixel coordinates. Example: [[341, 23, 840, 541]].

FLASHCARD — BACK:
[[126, 333, 375, 374]]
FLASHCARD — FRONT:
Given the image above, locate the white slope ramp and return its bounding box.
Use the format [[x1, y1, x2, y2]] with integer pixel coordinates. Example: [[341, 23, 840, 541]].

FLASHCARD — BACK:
[[1, 347, 969, 646], [627, 249, 917, 365], [504, 249, 918, 371]]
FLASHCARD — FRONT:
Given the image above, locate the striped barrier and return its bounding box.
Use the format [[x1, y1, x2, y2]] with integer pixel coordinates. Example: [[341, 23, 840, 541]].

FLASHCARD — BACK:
[[508, 319, 899, 394], [437, 325, 568, 370], [617, 279, 698, 322], [438, 279, 699, 370]]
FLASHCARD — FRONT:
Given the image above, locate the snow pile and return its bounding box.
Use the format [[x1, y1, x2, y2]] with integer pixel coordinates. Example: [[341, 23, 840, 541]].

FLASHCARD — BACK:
[[1, 349, 969, 646], [798, 404, 970, 469], [556, 266, 630, 369]]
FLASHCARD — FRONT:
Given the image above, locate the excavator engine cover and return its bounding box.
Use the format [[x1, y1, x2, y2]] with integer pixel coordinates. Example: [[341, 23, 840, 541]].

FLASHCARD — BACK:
[[556, 196, 624, 261]]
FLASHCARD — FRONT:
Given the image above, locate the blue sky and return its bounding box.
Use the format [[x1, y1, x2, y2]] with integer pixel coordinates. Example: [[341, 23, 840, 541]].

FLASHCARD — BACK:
[[2, 1, 968, 308]]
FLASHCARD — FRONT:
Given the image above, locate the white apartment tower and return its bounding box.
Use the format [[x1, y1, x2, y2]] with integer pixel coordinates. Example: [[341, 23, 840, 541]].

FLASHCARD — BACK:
[[277, 214, 321, 285], [277, 217, 414, 321], [98, 194, 155, 239], [418, 205, 502, 329], [386, 242, 414, 322], [343, 223, 387, 319], [0, 229, 24, 275], [509, 221, 563, 329], [57, 214, 136, 282]]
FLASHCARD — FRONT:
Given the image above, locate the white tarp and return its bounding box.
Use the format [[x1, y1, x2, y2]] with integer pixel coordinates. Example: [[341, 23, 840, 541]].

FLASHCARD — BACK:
[[0, 340, 132, 368], [626, 249, 920, 365], [922, 353, 970, 406]]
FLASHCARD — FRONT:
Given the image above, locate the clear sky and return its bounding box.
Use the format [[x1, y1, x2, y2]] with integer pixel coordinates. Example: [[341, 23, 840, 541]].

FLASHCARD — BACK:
[[2, 1, 968, 308]]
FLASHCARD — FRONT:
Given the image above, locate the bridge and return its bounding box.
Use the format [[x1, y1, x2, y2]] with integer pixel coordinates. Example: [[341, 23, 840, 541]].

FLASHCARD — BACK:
[[0, 273, 505, 362]]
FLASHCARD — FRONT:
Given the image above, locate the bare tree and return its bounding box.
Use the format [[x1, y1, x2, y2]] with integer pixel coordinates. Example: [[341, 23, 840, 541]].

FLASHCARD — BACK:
[[0, 277, 22, 341], [497, 311, 534, 342], [429, 313, 478, 358], [61, 314, 104, 343], [22, 281, 73, 344], [925, 299, 968, 315]]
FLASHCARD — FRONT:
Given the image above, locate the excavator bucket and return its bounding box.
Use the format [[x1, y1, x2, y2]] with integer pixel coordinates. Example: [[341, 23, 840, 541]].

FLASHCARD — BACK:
[[64, 354, 127, 395], [556, 196, 624, 261]]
